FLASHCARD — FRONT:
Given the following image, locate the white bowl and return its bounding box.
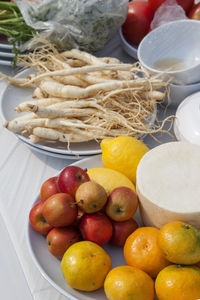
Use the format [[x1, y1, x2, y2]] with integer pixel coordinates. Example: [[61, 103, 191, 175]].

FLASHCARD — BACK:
[[138, 19, 200, 85], [165, 80, 200, 107], [174, 91, 200, 145], [119, 28, 138, 60]]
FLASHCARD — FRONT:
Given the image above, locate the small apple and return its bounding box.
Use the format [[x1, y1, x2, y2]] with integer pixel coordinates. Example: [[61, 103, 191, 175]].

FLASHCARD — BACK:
[[29, 201, 53, 235], [40, 176, 60, 201], [105, 187, 138, 222], [58, 166, 90, 197], [111, 219, 138, 247], [75, 181, 107, 213], [46, 227, 81, 258], [42, 193, 78, 227], [79, 213, 113, 246]]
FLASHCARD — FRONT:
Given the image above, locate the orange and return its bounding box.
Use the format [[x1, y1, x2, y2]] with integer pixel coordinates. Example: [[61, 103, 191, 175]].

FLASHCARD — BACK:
[[61, 241, 111, 291], [124, 227, 170, 278], [158, 221, 200, 265], [104, 265, 154, 300], [155, 264, 200, 300]]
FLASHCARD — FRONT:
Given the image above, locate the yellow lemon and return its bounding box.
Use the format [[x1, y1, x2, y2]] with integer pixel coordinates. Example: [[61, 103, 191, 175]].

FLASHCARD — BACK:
[[87, 167, 135, 195], [101, 136, 149, 184], [61, 241, 111, 291]]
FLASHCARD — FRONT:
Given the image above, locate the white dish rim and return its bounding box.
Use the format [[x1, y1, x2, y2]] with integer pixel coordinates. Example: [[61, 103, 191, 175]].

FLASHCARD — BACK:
[[0, 68, 102, 156]]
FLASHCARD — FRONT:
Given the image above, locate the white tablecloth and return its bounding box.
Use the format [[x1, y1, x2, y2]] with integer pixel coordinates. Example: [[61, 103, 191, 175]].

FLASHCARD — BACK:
[[0, 34, 175, 300]]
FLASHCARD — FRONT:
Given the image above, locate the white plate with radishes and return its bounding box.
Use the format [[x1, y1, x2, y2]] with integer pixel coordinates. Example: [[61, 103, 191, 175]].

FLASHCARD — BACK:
[[27, 154, 144, 300]]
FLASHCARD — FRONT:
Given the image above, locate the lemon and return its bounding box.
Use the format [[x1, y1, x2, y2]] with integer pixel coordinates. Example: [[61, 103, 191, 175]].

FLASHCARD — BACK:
[[61, 241, 111, 291], [101, 136, 149, 184], [87, 167, 135, 195]]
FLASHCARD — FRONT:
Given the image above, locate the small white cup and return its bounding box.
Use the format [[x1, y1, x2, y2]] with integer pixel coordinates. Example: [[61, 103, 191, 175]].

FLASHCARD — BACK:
[[138, 19, 200, 85]]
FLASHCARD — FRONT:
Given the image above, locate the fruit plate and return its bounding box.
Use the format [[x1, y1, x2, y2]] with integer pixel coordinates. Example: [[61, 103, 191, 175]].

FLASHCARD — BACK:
[[27, 154, 145, 300]]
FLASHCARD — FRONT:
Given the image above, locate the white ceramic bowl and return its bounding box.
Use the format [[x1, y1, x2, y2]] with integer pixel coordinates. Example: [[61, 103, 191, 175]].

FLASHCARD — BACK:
[[119, 28, 138, 60], [138, 19, 200, 85], [174, 91, 200, 145]]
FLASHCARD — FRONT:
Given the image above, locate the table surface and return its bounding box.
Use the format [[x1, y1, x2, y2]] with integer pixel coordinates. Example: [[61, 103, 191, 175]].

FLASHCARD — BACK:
[[0, 34, 176, 300]]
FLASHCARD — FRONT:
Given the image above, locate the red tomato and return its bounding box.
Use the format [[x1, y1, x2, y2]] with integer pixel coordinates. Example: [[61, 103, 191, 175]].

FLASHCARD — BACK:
[[122, 1, 154, 46], [148, 0, 194, 14], [188, 3, 200, 20]]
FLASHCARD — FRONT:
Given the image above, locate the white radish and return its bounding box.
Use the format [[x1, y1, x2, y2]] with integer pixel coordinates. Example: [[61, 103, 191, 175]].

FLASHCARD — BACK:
[[136, 141, 200, 229]]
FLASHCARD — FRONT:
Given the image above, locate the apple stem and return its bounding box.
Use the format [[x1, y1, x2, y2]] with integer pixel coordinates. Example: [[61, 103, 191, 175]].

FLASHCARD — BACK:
[[116, 207, 122, 213], [40, 215, 48, 224], [76, 199, 84, 205]]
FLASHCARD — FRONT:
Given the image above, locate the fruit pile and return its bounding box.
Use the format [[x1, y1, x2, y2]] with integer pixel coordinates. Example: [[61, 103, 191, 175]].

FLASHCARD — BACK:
[[104, 221, 200, 300], [29, 165, 139, 259], [29, 136, 200, 299], [60, 219, 200, 300]]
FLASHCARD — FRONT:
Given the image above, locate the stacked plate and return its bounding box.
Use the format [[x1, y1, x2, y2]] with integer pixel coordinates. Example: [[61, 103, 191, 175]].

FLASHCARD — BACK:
[[0, 38, 14, 66], [0, 68, 102, 160]]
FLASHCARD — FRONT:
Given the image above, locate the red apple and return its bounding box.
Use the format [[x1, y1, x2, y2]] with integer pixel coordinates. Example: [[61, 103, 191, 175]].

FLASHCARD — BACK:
[[58, 166, 90, 197], [40, 176, 60, 201], [29, 201, 53, 235], [111, 219, 138, 247], [46, 227, 81, 258], [79, 213, 113, 246], [42, 193, 78, 227], [105, 187, 138, 222]]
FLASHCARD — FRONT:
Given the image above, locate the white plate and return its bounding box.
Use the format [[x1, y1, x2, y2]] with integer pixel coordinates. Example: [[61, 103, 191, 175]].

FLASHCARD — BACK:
[[0, 42, 12, 50], [119, 28, 138, 60], [0, 68, 102, 156], [1, 68, 156, 156], [21, 136, 88, 160], [0, 59, 12, 66], [0, 51, 14, 58], [0, 39, 14, 65], [27, 155, 144, 300]]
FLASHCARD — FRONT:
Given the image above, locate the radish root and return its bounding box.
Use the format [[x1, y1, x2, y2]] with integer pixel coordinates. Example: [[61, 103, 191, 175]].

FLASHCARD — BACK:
[[2, 39, 173, 146]]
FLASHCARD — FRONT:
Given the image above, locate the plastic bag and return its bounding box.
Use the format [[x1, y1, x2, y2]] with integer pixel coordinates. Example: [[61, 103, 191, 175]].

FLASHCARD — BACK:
[[150, 0, 187, 30], [15, 0, 129, 52]]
